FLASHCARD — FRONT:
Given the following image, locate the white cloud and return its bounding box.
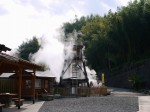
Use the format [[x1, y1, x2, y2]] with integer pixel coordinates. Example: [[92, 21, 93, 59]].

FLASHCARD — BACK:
[[0, 0, 73, 49], [115, 0, 133, 6], [101, 1, 116, 13], [0, 0, 131, 49]]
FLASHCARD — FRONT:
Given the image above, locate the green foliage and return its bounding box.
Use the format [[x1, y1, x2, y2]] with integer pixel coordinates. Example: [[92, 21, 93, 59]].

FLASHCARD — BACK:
[[62, 0, 150, 72], [81, 16, 110, 71], [62, 16, 86, 36], [128, 74, 145, 91], [18, 37, 40, 61]]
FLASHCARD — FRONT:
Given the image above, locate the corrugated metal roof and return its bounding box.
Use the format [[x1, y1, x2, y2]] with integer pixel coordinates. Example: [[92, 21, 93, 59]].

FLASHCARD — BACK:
[[0, 73, 14, 78], [36, 70, 55, 77], [0, 71, 55, 78]]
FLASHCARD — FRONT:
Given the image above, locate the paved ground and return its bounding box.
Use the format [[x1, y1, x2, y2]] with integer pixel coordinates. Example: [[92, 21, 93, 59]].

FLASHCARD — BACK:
[[109, 88, 150, 112], [2, 88, 150, 112], [38, 96, 138, 112]]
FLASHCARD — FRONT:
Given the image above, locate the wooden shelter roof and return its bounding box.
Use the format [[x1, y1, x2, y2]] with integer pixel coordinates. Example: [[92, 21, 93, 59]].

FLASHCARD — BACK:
[[0, 44, 11, 52], [0, 52, 41, 74]]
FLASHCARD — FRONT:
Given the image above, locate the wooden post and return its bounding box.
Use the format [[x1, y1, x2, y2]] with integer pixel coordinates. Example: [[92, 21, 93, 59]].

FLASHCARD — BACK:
[[102, 73, 105, 84], [48, 79, 50, 93], [32, 69, 36, 104], [18, 67, 23, 109], [83, 61, 90, 87]]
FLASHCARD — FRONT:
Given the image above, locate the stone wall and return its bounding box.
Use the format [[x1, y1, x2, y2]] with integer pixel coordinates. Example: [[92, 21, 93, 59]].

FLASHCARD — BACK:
[[105, 60, 150, 89]]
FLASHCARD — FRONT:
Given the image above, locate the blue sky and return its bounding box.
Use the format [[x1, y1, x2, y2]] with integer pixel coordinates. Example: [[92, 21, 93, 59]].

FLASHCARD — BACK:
[[0, 0, 133, 49]]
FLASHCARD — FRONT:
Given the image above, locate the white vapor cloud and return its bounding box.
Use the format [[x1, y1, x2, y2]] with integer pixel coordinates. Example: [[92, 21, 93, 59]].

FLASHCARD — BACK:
[[31, 35, 65, 82]]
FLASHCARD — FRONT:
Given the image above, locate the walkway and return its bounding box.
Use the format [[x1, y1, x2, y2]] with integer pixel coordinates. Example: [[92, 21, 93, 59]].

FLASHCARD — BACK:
[[138, 96, 150, 112], [2, 101, 44, 112]]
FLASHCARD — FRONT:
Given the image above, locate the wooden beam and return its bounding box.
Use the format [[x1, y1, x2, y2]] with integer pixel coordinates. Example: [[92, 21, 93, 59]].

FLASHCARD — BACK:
[[17, 67, 23, 109], [32, 69, 36, 104], [83, 61, 90, 87], [0, 61, 2, 66]]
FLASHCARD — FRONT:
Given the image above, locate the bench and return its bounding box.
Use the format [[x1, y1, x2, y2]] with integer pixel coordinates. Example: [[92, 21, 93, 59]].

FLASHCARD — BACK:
[[41, 94, 54, 101], [12, 98, 19, 101], [14, 99, 24, 107], [0, 104, 5, 112]]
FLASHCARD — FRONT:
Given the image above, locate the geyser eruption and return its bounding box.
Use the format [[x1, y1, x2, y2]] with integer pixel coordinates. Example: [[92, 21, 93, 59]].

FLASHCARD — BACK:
[[86, 67, 98, 87], [32, 31, 98, 86], [61, 32, 98, 87], [31, 35, 65, 82]]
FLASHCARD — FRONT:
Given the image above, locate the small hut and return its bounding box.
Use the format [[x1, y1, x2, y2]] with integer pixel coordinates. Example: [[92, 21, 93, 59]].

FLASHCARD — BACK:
[[8, 70, 56, 98]]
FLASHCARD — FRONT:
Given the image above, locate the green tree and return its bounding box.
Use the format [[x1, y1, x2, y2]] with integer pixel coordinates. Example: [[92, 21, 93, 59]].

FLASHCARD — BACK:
[[81, 16, 110, 71], [18, 37, 40, 61], [62, 16, 86, 36]]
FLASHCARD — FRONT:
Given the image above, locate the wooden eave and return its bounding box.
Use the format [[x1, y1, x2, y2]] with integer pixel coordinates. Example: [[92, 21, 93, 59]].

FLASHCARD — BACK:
[[0, 44, 11, 52], [0, 52, 41, 73]]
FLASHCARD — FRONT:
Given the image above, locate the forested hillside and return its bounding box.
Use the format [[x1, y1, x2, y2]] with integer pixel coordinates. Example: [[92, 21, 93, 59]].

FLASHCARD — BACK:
[[62, 0, 150, 73]]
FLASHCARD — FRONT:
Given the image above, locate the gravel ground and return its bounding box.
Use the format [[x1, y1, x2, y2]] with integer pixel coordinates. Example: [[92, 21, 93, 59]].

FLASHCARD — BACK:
[[38, 96, 139, 112]]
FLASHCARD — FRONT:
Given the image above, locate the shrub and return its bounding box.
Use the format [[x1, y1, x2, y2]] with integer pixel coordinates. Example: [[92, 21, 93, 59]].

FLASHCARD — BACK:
[[128, 74, 145, 91]]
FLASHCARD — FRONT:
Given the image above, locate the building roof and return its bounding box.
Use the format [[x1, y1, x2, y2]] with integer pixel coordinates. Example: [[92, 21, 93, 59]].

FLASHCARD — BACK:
[[0, 73, 14, 78], [36, 70, 55, 78], [0, 70, 55, 78]]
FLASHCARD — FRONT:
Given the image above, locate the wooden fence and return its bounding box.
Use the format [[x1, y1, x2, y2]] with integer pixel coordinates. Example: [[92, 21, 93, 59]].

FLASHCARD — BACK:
[[54, 86, 108, 97], [0, 78, 108, 97], [0, 78, 16, 93]]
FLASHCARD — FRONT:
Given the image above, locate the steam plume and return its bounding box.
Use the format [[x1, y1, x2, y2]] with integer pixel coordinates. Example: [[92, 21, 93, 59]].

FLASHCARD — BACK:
[[31, 35, 65, 82], [32, 31, 98, 86]]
